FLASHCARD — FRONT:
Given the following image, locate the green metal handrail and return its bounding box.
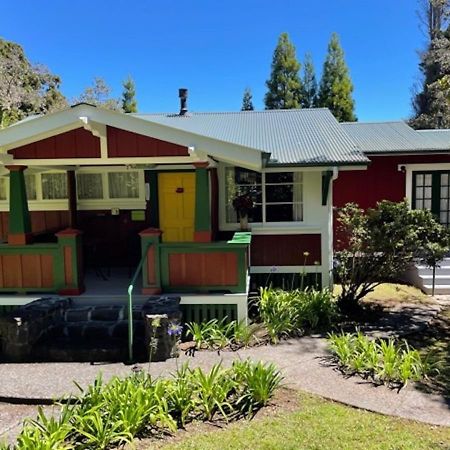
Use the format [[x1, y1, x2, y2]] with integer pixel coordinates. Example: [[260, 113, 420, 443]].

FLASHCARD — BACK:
[[127, 243, 151, 363]]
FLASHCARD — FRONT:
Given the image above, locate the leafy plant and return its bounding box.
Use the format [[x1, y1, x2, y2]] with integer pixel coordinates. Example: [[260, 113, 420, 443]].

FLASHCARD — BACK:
[[233, 359, 283, 413], [193, 363, 236, 421], [328, 331, 431, 388]]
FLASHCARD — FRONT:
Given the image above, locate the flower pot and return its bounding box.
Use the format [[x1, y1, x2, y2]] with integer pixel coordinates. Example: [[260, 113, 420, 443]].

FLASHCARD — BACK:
[[239, 214, 249, 231]]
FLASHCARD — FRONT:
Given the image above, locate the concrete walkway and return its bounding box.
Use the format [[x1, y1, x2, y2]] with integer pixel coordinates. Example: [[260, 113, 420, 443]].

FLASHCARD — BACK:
[[0, 336, 449, 443]]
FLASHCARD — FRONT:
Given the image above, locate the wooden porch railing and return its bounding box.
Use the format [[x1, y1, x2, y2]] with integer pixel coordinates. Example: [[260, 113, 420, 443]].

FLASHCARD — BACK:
[[0, 228, 83, 295], [139, 229, 251, 295]]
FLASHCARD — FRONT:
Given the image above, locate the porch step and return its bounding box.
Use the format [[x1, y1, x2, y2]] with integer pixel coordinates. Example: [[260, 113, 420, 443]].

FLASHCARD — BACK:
[[421, 284, 450, 295], [405, 257, 450, 295]]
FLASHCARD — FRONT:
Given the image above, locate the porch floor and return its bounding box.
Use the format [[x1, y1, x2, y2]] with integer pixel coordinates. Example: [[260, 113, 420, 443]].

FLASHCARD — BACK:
[[82, 267, 142, 297]]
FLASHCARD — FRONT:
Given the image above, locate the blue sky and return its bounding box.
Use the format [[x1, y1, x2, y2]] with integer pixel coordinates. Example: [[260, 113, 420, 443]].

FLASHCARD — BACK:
[[0, 0, 426, 121]]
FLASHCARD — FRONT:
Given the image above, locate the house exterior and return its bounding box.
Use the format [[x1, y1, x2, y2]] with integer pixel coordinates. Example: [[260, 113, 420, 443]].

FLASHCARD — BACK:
[[333, 121, 450, 294], [0, 99, 369, 318]]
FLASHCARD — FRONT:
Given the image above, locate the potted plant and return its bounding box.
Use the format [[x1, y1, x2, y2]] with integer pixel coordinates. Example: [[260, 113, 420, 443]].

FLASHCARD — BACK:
[[232, 193, 254, 230]]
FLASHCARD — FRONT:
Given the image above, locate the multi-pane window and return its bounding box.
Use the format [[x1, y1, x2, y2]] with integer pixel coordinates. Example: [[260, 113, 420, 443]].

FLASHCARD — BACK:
[[265, 172, 303, 222], [414, 173, 432, 211], [77, 173, 103, 200], [225, 167, 303, 224], [225, 167, 262, 223], [0, 178, 6, 201], [440, 173, 450, 226], [25, 174, 37, 200], [108, 172, 140, 199], [41, 173, 68, 200]]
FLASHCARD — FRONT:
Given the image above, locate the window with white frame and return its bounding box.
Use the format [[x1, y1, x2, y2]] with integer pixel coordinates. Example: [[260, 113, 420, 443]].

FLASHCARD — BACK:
[[25, 174, 37, 200], [108, 171, 140, 199], [0, 178, 6, 201], [225, 167, 303, 224], [41, 173, 68, 199], [77, 173, 103, 200]]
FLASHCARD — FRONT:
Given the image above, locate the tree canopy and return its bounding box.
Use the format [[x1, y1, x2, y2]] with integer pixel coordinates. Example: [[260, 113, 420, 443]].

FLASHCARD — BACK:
[[300, 53, 318, 108], [241, 87, 254, 111], [74, 77, 121, 111], [121, 76, 138, 113], [410, 0, 450, 129], [264, 32, 302, 109], [317, 33, 356, 122], [0, 38, 67, 128]]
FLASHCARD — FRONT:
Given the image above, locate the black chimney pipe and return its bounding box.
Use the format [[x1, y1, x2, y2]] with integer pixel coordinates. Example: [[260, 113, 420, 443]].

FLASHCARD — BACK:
[[179, 88, 188, 115]]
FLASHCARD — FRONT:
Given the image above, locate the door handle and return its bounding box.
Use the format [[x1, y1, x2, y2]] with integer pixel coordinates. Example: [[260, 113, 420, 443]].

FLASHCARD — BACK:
[[176, 187, 184, 193]]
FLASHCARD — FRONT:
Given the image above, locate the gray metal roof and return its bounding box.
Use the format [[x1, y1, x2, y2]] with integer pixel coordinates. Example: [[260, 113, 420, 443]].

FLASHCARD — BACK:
[[341, 121, 450, 153], [134, 109, 368, 166], [416, 129, 450, 148]]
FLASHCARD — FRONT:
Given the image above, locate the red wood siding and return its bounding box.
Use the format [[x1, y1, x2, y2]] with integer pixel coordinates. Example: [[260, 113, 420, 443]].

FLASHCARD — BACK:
[[0, 254, 54, 288], [333, 154, 450, 210], [168, 252, 238, 286], [9, 128, 100, 159], [0, 211, 70, 241], [107, 126, 189, 158], [251, 234, 321, 266]]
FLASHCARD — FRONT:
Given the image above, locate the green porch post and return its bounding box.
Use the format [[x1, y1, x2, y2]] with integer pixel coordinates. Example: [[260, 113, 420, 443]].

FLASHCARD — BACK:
[[193, 163, 212, 242], [6, 165, 32, 245]]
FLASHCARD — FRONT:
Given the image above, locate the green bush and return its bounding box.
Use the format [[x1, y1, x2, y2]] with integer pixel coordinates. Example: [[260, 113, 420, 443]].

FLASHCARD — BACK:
[[7, 360, 282, 449], [259, 287, 337, 343], [186, 318, 259, 349], [327, 331, 431, 387]]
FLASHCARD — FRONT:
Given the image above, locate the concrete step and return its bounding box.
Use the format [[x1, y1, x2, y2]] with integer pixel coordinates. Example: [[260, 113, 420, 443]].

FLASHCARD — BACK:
[[421, 284, 450, 295], [419, 275, 450, 286], [416, 265, 450, 276]]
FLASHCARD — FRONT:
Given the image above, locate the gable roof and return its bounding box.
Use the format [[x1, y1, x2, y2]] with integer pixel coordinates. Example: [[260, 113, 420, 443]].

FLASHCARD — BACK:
[[134, 109, 368, 166], [416, 129, 450, 148], [341, 121, 450, 153]]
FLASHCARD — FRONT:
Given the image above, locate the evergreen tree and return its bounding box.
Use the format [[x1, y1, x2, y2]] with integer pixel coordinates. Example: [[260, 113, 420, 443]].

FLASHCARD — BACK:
[[0, 38, 67, 128], [300, 53, 318, 108], [241, 87, 254, 111], [410, 0, 450, 129], [264, 32, 302, 109], [317, 33, 356, 122], [121, 76, 138, 113]]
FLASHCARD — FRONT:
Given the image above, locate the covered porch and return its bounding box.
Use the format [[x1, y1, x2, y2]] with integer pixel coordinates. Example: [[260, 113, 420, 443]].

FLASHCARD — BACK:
[[0, 104, 257, 321]]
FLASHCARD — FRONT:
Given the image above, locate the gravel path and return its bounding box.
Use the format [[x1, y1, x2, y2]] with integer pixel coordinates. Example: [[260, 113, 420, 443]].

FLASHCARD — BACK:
[[0, 336, 449, 444]]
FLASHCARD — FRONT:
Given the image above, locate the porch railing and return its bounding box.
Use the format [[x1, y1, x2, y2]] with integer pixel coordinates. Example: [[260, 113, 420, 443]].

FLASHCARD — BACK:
[[139, 230, 251, 295]]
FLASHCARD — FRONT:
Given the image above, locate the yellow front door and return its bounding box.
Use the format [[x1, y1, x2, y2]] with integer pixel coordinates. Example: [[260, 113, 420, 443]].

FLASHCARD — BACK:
[[158, 172, 195, 242]]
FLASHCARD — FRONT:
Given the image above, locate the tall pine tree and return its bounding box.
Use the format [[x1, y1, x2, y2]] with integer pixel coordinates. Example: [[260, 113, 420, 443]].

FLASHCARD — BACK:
[[300, 53, 318, 108], [410, 0, 450, 129], [264, 33, 302, 109], [122, 76, 138, 113], [317, 33, 356, 122], [241, 87, 254, 111]]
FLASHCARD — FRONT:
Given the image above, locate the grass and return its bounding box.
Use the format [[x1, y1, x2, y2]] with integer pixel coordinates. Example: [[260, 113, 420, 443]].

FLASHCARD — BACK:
[[158, 392, 450, 450], [333, 283, 430, 308]]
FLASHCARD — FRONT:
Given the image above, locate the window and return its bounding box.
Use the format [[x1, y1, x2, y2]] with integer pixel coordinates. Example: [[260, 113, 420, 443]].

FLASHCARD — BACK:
[[225, 167, 262, 223], [225, 168, 303, 224], [414, 173, 432, 211], [77, 173, 103, 200], [25, 174, 37, 200], [265, 172, 303, 222], [108, 171, 140, 199], [41, 173, 68, 200], [0, 178, 6, 201]]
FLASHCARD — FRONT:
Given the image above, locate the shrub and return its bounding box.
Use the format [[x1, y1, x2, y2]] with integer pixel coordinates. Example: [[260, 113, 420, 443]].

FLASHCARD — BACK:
[[327, 331, 430, 387], [258, 287, 337, 343], [8, 360, 281, 449], [186, 318, 258, 349]]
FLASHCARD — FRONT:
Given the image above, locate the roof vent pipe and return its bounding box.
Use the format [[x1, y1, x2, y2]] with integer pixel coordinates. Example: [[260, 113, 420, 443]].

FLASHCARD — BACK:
[[179, 88, 188, 115]]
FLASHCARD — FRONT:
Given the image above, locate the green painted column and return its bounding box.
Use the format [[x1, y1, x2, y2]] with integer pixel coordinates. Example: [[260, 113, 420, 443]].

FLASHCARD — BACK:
[[194, 164, 212, 242], [6, 165, 32, 245]]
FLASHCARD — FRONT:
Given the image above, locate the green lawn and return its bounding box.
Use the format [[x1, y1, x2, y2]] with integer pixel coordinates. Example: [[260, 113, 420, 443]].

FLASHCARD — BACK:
[[158, 392, 449, 450]]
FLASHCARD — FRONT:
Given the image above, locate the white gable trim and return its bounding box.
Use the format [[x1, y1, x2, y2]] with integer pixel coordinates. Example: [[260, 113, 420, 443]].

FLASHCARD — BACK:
[[0, 105, 264, 171]]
